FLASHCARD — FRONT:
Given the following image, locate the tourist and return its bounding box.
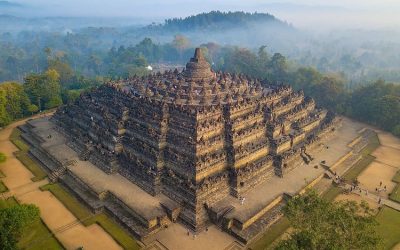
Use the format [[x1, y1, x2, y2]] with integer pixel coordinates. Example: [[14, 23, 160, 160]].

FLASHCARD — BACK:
[[384, 185, 387, 191]]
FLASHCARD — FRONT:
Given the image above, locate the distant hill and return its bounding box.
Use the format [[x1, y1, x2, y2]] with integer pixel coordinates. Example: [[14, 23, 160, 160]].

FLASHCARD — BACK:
[[0, 1, 22, 8], [147, 11, 291, 32]]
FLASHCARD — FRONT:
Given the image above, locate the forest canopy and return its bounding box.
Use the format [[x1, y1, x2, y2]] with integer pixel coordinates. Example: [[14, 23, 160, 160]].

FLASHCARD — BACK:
[[0, 11, 399, 138]]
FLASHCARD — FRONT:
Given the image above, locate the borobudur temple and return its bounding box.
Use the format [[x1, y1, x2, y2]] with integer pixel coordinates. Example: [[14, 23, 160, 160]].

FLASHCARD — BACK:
[[42, 48, 338, 239]]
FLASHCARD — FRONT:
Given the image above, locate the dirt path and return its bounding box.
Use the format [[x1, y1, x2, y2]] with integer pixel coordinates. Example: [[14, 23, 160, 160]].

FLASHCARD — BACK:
[[0, 116, 122, 250], [336, 130, 400, 204]]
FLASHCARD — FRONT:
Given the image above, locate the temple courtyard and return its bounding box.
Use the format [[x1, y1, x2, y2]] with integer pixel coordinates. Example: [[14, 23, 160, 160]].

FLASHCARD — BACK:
[[0, 114, 122, 250]]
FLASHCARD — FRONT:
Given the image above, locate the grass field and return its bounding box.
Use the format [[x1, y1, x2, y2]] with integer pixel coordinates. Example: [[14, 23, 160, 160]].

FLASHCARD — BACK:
[[15, 151, 47, 182], [0, 180, 8, 193], [392, 171, 400, 183], [389, 170, 400, 203], [361, 133, 381, 156], [40, 183, 141, 250], [10, 128, 30, 151], [0, 197, 64, 250], [10, 128, 47, 182], [249, 217, 290, 250], [376, 206, 400, 249], [343, 155, 376, 182]]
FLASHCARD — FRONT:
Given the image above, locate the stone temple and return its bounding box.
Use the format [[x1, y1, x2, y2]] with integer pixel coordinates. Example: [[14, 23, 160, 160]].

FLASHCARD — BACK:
[[21, 48, 338, 244]]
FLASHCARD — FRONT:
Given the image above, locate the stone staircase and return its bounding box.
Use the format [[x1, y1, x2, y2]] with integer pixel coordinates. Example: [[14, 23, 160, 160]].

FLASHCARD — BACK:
[[79, 148, 91, 161], [49, 159, 77, 183], [49, 166, 68, 182]]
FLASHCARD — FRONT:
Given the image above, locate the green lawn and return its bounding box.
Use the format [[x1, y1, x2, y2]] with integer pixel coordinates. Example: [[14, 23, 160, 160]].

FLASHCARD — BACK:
[[10, 128, 47, 182], [15, 151, 47, 182], [343, 155, 376, 182], [392, 170, 400, 183], [361, 133, 380, 157], [0, 152, 6, 163], [376, 206, 400, 249], [389, 170, 400, 203], [10, 128, 30, 152], [343, 132, 380, 182], [41, 183, 140, 250], [0, 180, 8, 193], [0, 197, 64, 250], [389, 185, 400, 203], [322, 186, 343, 202], [248, 217, 290, 250]]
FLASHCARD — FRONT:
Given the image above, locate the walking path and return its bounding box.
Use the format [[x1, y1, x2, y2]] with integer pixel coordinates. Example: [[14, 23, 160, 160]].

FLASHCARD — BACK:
[[324, 127, 400, 212], [0, 115, 122, 250], [338, 182, 400, 211]]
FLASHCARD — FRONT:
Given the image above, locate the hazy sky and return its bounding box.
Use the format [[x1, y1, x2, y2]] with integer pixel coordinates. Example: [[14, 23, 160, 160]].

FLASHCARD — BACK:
[[11, 0, 400, 29]]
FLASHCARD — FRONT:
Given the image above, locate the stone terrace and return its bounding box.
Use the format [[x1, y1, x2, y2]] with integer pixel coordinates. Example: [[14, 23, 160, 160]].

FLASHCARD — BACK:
[[24, 117, 166, 223], [20, 115, 365, 248], [211, 117, 364, 241]]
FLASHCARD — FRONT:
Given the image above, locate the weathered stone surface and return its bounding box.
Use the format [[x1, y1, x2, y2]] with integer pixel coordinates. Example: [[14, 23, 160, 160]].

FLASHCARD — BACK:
[[48, 48, 336, 234]]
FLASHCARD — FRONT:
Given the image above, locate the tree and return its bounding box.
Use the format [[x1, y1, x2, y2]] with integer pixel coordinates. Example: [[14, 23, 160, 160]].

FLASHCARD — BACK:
[[312, 74, 346, 112], [43, 69, 63, 109], [0, 82, 31, 120], [275, 190, 382, 250], [27, 104, 39, 115], [62, 89, 82, 104], [172, 35, 190, 60], [0, 203, 40, 250], [0, 152, 6, 163], [290, 67, 322, 93], [0, 87, 10, 127], [258, 45, 270, 65], [269, 53, 288, 83], [392, 125, 400, 137], [48, 57, 74, 85], [24, 69, 62, 110], [370, 95, 400, 131]]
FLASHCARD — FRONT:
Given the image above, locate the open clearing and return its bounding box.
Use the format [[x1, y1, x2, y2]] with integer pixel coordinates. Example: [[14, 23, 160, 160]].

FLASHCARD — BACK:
[[357, 161, 398, 198]]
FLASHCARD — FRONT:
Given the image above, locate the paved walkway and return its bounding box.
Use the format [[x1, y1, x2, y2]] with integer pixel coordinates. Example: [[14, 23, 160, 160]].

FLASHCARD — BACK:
[[0, 179, 48, 199], [0, 115, 122, 250], [337, 182, 400, 211]]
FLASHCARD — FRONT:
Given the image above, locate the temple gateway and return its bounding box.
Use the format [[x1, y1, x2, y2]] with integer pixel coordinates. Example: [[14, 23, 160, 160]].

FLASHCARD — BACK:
[[22, 48, 338, 243]]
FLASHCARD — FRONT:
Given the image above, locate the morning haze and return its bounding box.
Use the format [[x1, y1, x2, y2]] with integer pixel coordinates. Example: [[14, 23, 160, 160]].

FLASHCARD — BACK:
[[0, 1, 400, 250]]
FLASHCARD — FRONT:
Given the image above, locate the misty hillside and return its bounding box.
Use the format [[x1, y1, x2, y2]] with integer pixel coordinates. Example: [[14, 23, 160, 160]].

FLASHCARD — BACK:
[[137, 11, 298, 54], [1, 10, 400, 84], [149, 11, 290, 31], [0, 1, 21, 7]]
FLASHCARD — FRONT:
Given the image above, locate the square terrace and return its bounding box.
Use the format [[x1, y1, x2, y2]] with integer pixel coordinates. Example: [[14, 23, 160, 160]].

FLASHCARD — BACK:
[[217, 117, 365, 223], [28, 117, 165, 220]]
